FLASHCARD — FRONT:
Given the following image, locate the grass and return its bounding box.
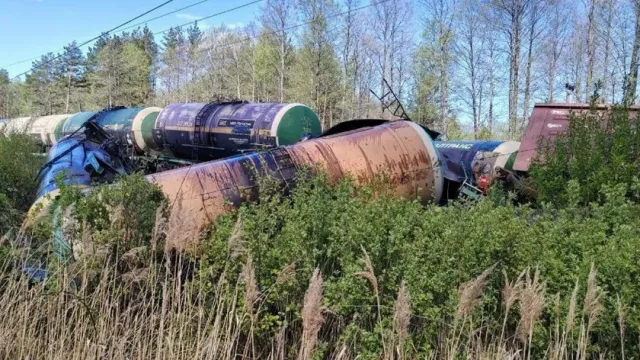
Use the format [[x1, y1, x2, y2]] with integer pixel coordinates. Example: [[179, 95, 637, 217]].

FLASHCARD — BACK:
[[0, 228, 621, 359]]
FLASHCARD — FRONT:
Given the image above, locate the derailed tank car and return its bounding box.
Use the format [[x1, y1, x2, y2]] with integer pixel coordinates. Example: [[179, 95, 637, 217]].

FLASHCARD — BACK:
[[25, 120, 131, 227], [151, 102, 322, 160], [3, 117, 33, 135], [148, 120, 443, 252], [93, 106, 163, 152], [59, 111, 98, 140], [35, 115, 71, 146], [436, 140, 520, 199]]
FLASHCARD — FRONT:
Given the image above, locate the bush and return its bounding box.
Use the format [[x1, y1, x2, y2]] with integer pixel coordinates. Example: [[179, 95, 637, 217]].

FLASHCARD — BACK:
[[57, 173, 168, 256], [0, 134, 43, 234], [529, 104, 640, 207], [198, 168, 640, 358]]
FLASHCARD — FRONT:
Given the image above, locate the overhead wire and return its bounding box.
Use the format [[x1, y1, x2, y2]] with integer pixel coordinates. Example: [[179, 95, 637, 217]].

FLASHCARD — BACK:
[[4, 0, 266, 79], [117, 0, 215, 33], [191, 0, 392, 56], [7, 0, 177, 79], [2, 0, 218, 70], [153, 0, 264, 35]]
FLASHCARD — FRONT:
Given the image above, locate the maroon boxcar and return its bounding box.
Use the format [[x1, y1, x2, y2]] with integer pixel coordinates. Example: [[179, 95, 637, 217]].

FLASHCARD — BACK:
[[513, 103, 640, 172]]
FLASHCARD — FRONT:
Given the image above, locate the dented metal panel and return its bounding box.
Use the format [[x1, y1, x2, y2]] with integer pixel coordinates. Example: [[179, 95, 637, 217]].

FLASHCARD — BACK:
[[436, 141, 505, 184], [147, 120, 443, 252], [95, 107, 143, 147]]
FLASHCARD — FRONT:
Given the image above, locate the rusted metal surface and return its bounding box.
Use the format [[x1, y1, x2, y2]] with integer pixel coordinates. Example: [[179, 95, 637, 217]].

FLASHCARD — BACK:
[[147, 120, 443, 252], [514, 103, 640, 172]]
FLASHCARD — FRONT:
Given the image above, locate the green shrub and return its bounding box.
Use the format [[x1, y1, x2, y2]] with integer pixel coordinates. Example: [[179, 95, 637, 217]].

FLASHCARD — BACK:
[[529, 104, 640, 207], [198, 168, 640, 358], [0, 134, 43, 234], [60, 172, 168, 252]]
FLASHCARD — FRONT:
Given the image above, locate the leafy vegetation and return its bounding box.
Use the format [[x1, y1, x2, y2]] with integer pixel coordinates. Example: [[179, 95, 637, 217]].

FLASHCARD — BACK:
[[2, 107, 640, 358], [0, 134, 43, 235], [529, 104, 640, 207]]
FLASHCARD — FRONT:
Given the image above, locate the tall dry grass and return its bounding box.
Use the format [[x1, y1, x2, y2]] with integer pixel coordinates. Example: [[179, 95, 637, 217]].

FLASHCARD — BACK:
[[0, 223, 627, 360], [0, 247, 627, 359]]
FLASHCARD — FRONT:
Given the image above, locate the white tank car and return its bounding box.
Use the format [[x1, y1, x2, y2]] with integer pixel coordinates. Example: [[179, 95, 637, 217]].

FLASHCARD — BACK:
[[3, 117, 34, 135], [29, 115, 71, 146]]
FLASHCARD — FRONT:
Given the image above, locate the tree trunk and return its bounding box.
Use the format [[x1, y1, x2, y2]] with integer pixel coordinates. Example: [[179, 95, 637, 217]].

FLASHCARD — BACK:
[[508, 6, 522, 140], [488, 39, 495, 137], [280, 31, 285, 102], [585, 0, 597, 98], [602, 0, 614, 102], [547, 54, 557, 103], [522, 27, 534, 127], [626, 1, 640, 105], [469, 34, 478, 139], [440, 47, 449, 133], [65, 72, 71, 113]]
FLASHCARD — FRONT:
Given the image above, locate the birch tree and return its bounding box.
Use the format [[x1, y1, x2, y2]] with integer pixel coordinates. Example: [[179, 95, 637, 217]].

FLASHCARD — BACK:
[[492, 0, 530, 139], [521, 0, 546, 126], [456, 0, 486, 138], [420, 0, 456, 132], [543, 0, 569, 102], [261, 0, 296, 102], [585, 0, 598, 98], [625, 0, 640, 104]]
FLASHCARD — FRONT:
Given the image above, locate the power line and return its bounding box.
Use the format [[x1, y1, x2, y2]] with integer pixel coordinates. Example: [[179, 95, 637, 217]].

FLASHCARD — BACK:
[[8, 0, 176, 79], [153, 0, 263, 36], [117, 0, 214, 33], [2, 0, 218, 70], [194, 0, 391, 56], [5, 0, 265, 79]]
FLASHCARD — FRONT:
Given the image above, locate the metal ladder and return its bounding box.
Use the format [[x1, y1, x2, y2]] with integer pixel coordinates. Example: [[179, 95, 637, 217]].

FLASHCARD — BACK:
[[459, 162, 483, 201]]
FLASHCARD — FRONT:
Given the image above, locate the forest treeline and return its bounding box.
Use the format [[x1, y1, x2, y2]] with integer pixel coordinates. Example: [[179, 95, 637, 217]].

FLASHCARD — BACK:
[[1, 0, 640, 139]]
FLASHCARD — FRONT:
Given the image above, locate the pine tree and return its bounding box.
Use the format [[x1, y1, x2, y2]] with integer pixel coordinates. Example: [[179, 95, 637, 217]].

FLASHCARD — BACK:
[[160, 27, 186, 103], [292, 0, 341, 128], [59, 41, 86, 112], [0, 69, 9, 118], [26, 53, 62, 115], [186, 22, 204, 102], [120, 42, 152, 106]]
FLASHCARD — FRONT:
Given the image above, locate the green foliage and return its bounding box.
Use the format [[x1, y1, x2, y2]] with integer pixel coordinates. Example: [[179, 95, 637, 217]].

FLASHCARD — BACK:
[[59, 173, 167, 252], [198, 167, 640, 357], [0, 134, 43, 234], [529, 105, 640, 207]]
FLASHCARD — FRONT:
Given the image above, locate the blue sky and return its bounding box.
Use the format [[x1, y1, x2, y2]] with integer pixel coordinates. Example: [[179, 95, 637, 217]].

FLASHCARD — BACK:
[[0, 0, 260, 78]]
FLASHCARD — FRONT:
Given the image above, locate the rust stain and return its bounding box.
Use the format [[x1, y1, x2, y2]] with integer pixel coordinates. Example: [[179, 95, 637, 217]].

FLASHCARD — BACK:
[[147, 121, 443, 253]]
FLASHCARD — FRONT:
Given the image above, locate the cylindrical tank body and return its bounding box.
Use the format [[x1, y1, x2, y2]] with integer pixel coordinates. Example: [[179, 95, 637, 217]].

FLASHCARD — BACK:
[[436, 140, 520, 185], [3, 117, 33, 135], [27, 134, 129, 227], [28, 115, 71, 145], [58, 111, 97, 140], [35, 136, 96, 202], [147, 120, 443, 252], [131, 107, 163, 152], [152, 102, 322, 160]]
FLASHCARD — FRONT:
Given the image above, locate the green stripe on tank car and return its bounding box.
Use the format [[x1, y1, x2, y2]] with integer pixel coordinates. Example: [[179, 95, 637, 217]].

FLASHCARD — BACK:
[[275, 105, 322, 146], [141, 112, 159, 149], [504, 151, 518, 171], [54, 117, 68, 141]]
